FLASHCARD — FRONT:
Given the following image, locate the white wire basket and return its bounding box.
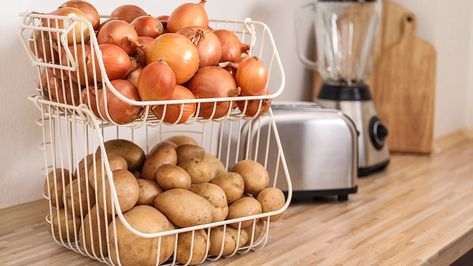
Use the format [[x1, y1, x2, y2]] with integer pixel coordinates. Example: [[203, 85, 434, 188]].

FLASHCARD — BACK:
[[19, 11, 286, 126]]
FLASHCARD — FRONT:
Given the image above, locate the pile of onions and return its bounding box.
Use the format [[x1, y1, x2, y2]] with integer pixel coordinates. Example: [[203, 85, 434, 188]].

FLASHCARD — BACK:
[[144, 33, 199, 84], [131, 16, 164, 38], [97, 20, 140, 55], [177, 26, 221, 67], [235, 56, 268, 95], [61, 44, 91, 85], [137, 61, 176, 101], [30, 31, 59, 64], [167, 0, 208, 33], [87, 44, 132, 82], [152, 85, 196, 124], [188, 66, 239, 119], [60, 0, 100, 30], [237, 88, 271, 117], [48, 7, 90, 45], [98, 79, 142, 124], [110, 5, 147, 23], [214, 30, 250, 63]]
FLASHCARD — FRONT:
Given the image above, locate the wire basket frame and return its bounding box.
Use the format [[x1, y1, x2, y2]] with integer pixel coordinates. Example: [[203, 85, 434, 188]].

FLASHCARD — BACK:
[[19, 12, 285, 126]]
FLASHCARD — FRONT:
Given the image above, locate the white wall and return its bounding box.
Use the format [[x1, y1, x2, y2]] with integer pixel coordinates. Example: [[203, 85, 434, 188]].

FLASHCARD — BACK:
[[0, 0, 472, 208]]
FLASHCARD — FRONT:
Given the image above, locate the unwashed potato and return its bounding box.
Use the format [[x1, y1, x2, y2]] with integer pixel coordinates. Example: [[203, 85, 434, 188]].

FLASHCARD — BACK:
[[232, 160, 269, 196], [202, 154, 226, 179], [74, 154, 94, 179], [155, 164, 191, 190], [79, 205, 112, 256], [154, 189, 213, 227], [166, 135, 198, 147], [44, 168, 72, 208], [97, 169, 139, 215], [100, 139, 146, 170], [141, 142, 177, 180], [227, 197, 262, 229], [109, 206, 175, 266], [208, 226, 247, 256], [245, 221, 266, 244], [136, 179, 162, 206], [176, 230, 208, 265], [88, 152, 128, 190], [210, 172, 245, 204], [65, 177, 95, 217], [256, 187, 286, 222], [180, 159, 212, 184], [189, 183, 228, 222], [176, 144, 205, 164], [48, 208, 81, 241]]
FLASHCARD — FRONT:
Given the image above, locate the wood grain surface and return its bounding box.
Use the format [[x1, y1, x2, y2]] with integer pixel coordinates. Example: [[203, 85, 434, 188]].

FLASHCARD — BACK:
[[1, 138, 472, 265]]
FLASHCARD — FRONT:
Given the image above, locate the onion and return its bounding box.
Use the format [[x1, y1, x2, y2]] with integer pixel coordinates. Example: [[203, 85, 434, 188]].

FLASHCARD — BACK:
[[46, 71, 82, 106], [167, 0, 208, 33], [60, 0, 100, 30], [236, 56, 268, 96], [157, 15, 169, 31], [99, 79, 142, 124], [137, 61, 176, 101], [29, 31, 59, 63], [188, 66, 239, 119], [144, 33, 199, 84], [61, 44, 91, 85], [237, 88, 271, 117], [48, 7, 90, 45], [87, 44, 132, 82], [131, 16, 164, 38], [152, 85, 196, 124], [135, 36, 154, 66], [177, 26, 221, 67], [214, 30, 250, 63], [127, 67, 142, 88], [81, 87, 100, 116], [222, 62, 238, 78], [110, 5, 147, 23], [97, 20, 140, 55]]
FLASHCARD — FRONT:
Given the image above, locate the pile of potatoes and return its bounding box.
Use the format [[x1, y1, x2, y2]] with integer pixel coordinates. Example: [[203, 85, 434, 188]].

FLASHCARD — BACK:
[[44, 135, 286, 265]]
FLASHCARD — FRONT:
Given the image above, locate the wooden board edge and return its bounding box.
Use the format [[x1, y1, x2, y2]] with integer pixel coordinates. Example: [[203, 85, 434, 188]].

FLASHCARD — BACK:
[[432, 128, 473, 154]]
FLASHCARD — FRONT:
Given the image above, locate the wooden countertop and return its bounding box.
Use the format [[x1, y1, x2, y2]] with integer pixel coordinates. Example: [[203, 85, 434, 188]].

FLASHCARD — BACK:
[[1, 139, 473, 266]]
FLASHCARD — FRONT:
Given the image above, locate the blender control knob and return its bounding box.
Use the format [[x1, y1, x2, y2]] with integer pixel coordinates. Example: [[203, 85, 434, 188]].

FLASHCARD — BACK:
[[369, 117, 388, 150]]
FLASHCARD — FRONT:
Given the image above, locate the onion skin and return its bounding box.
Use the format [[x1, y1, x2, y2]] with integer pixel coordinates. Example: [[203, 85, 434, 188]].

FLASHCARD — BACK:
[[29, 31, 58, 64], [99, 79, 142, 124], [237, 88, 271, 117], [157, 15, 169, 31], [60, 0, 100, 30], [135, 37, 154, 66], [152, 85, 196, 124], [144, 33, 199, 84], [137, 61, 176, 101], [61, 44, 91, 85], [132, 16, 164, 38], [127, 67, 142, 88], [48, 7, 90, 45], [87, 44, 132, 82], [97, 20, 140, 55], [236, 56, 268, 96], [167, 0, 209, 33], [214, 30, 250, 63], [110, 5, 147, 23], [177, 26, 221, 67]]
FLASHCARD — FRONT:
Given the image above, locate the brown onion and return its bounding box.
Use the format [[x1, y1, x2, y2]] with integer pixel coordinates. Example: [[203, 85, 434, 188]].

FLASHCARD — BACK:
[[177, 26, 221, 67], [237, 88, 271, 117], [157, 15, 169, 31], [29, 31, 59, 64], [188, 66, 239, 119], [152, 85, 196, 124], [144, 33, 199, 84], [99, 79, 142, 124], [135, 36, 154, 66], [47, 72, 82, 106], [214, 30, 250, 63], [131, 16, 164, 38], [61, 44, 91, 85], [137, 61, 176, 101], [48, 7, 90, 45], [110, 5, 147, 23], [167, 0, 208, 33], [236, 56, 268, 96], [60, 0, 100, 30], [87, 44, 132, 82], [127, 67, 142, 88], [97, 20, 140, 55], [81, 87, 100, 116]]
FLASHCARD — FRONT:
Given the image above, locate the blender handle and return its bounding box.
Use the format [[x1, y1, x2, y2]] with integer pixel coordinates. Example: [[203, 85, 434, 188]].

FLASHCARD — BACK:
[[295, 2, 318, 70]]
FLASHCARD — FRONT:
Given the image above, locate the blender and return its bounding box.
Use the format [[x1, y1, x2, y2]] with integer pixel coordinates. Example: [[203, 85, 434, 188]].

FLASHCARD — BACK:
[[296, 0, 389, 176]]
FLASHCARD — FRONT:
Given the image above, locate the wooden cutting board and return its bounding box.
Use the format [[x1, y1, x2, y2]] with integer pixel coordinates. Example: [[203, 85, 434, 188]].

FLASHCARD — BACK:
[[373, 13, 436, 153]]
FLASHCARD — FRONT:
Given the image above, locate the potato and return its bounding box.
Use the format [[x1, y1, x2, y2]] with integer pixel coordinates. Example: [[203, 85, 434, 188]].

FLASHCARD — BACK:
[[166, 135, 198, 147], [210, 172, 245, 204], [101, 139, 145, 170], [176, 144, 205, 164], [245, 221, 266, 244], [202, 154, 226, 179], [227, 197, 262, 229], [97, 169, 139, 215], [109, 206, 175, 266], [208, 226, 247, 256], [65, 177, 95, 217], [256, 187, 286, 222], [239, 227, 249, 246], [154, 189, 213, 227], [74, 154, 93, 179], [136, 179, 162, 206], [48, 208, 81, 241], [189, 183, 228, 222], [180, 159, 212, 184], [44, 168, 72, 208], [141, 142, 177, 180], [131, 170, 141, 179], [79, 205, 112, 256], [176, 230, 208, 265], [156, 164, 191, 190], [88, 152, 127, 190], [232, 160, 269, 196]]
